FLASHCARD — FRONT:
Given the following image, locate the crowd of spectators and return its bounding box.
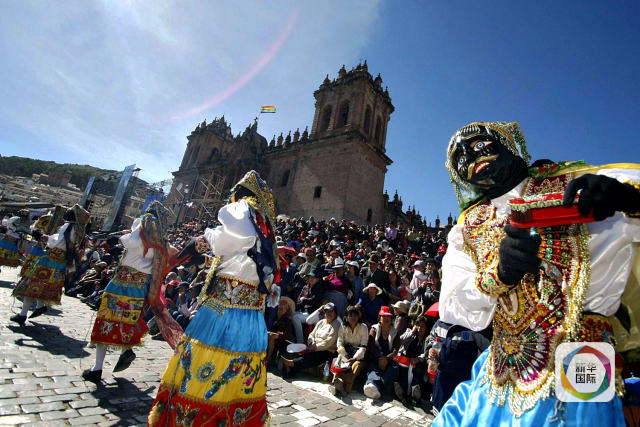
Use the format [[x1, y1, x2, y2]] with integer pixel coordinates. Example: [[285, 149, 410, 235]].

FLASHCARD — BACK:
[[64, 215, 490, 412]]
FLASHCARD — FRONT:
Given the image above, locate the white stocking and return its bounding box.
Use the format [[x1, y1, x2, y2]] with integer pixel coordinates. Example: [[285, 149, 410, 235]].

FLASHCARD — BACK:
[[92, 344, 107, 371], [35, 300, 45, 309], [19, 298, 34, 316]]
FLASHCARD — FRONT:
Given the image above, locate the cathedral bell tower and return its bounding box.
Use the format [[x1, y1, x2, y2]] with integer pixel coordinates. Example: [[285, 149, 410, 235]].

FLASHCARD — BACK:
[[310, 61, 394, 153]]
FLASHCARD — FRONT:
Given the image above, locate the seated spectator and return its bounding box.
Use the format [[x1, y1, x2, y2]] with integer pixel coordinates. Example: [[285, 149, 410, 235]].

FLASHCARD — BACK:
[[392, 301, 410, 337], [409, 260, 429, 291], [346, 260, 364, 303], [292, 268, 325, 343], [394, 315, 430, 404], [324, 258, 351, 297], [411, 271, 440, 310], [357, 283, 385, 326], [266, 297, 295, 365], [66, 259, 102, 297], [363, 306, 399, 400], [387, 269, 402, 303], [281, 303, 341, 377], [329, 305, 368, 397]]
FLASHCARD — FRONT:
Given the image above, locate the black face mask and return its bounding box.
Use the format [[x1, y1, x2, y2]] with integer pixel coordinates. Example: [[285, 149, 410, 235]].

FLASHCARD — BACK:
[[451, 136, 528, 199]]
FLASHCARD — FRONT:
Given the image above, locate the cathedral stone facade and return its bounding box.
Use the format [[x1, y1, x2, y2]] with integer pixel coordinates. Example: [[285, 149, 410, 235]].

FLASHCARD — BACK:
[[168, 63, 398, 225]]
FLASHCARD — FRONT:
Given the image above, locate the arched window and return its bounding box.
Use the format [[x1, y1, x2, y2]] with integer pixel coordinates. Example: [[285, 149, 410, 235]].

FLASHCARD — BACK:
[[374, 117, 382, 146], [336, 101, 349, 128], [367, 208, 373, 222], [363, 106, 372, 134], [314, 186, 322, 198], [320, 106, 332, 132], [281, 170, 290, 187]]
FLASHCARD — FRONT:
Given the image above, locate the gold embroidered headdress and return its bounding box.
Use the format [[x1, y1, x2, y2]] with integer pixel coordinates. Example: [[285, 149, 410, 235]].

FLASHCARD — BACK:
[[445, 122, 531, 211], [230, 170, 276, 225]]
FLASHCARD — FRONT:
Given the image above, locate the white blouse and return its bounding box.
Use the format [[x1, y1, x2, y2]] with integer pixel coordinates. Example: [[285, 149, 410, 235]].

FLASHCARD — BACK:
[[440, 167, 640, 331], [47, 223, 75, 250], [119, 217, 154, 274], [203, 199, 259, 283]]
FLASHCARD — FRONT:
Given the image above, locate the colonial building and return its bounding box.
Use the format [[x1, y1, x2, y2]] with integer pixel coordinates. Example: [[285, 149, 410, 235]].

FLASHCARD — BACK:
[[168, 63, 415, 225]]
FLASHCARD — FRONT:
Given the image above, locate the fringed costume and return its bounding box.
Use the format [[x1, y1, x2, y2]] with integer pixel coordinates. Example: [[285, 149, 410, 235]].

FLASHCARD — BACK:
[[83, 203, 183, 381], [148, 171, 279, 427], [12, 205, 90, 307], [433, 122, 640, 426]]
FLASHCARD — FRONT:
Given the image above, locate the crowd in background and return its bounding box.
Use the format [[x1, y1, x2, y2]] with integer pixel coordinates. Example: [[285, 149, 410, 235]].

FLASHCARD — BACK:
[[56, 215, 491, 412]]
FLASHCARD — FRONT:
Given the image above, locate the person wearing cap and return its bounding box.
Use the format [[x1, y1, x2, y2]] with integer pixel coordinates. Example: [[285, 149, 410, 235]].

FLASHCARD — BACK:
[[412, 271, 440, 313], [363, 306, 399, 400], [357, 283, 385, 326], [266, 297, 295, 365], [292, 268, 325, 343], [329, 305, 369, 396], [281, 302, 341, 377], [394, 315, 430, 404]]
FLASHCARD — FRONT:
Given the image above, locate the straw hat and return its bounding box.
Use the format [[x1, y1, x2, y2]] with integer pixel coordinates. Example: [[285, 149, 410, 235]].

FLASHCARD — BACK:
[[362, 283, 383, 295], [391, 300, 410, 314]]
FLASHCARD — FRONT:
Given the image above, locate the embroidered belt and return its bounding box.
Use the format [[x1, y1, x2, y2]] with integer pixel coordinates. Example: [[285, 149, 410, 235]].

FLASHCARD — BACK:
[[115, 265, 148, 287], [203, 275, 265, 314]]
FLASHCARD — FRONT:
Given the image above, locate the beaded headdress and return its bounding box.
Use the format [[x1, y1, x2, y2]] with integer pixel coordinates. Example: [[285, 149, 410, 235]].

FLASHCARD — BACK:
[[445, 121, 531, 212], [231, 170, 276, 225]]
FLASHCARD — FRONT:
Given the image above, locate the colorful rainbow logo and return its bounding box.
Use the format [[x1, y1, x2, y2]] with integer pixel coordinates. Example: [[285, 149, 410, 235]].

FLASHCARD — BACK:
[[560, 344, 612, 400]]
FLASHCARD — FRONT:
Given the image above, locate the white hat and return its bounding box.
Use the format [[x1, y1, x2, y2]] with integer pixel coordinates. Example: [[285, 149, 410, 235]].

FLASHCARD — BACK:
[[413, 260, 425, 267], [346, 260, 359, 268], [333, 257, 345, 268], [362, 283, 383, 295], [296, 252, 307, 259]]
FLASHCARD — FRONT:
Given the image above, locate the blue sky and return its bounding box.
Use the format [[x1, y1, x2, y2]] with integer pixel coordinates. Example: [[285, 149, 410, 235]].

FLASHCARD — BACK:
[[1, 1, 638, 223]]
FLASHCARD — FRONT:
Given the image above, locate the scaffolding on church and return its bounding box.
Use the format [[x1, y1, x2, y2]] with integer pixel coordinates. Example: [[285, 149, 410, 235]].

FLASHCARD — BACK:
[[187, 170, 226, 222]]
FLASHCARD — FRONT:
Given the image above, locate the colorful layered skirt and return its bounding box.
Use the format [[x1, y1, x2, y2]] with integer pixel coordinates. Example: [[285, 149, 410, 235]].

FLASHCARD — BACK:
[[90, 265, 150, 348], [12, 248, 67, 305], [148, 276, 269, 427], [0, 237, 20, 267], [20, 245, 45, 277]]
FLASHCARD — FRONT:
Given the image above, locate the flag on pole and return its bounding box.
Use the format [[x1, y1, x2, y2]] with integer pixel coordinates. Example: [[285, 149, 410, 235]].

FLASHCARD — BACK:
[[260, 106, 276, 113]]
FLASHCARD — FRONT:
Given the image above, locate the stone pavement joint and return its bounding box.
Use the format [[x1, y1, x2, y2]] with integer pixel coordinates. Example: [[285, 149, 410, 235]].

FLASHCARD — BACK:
[[0, 266, 435, 426]]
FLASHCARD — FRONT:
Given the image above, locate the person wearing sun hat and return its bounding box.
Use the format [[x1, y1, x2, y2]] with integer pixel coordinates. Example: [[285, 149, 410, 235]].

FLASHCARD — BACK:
[[281, 302, 342, 377], [357, 283, 385, 326], [291, 267, 325, 343]]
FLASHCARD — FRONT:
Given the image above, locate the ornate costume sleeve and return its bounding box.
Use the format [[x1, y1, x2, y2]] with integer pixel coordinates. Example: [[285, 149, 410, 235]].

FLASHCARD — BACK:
[[439, 224, 497, 331], [203, 201, 257, 257]]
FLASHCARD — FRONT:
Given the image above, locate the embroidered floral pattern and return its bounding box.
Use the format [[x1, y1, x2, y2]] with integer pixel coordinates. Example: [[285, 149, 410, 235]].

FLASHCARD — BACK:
[[204, 356, 249, 400], [462, 174, 592, 417], [180, 341, 193, 393], [196, 362, 215, 382]]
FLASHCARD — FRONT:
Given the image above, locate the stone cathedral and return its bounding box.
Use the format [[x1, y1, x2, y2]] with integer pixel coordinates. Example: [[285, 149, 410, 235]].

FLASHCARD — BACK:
[[168, 62, 422, 226]]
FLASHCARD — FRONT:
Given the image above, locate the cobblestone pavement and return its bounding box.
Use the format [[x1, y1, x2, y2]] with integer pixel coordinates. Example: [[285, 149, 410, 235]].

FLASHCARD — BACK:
[[0, 267, 434, 426]]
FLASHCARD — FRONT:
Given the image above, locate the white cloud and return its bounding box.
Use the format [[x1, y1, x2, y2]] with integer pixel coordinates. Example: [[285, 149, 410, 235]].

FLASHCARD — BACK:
[[0, 0, 383, 182]]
